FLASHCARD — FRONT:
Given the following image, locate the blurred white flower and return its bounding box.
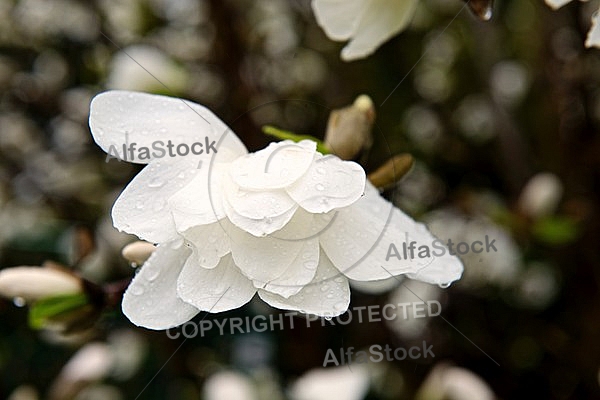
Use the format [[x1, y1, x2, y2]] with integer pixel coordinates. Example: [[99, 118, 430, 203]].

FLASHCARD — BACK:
[[545, 0, 600, 48], [289, 364, 370, 400], [203, 371, 258, 400], [89, 90, 462, 329], [416, 363, 495, 400], [425, 209, 520, 289], [386, 279, 441, 340], [107, 45, 188, 93], [518, 172, 563, 219], [0, 265, 82, 302], [311, 0, 418, 61]]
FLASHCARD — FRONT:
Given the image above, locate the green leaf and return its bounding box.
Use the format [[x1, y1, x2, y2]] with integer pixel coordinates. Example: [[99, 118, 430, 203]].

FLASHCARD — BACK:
[[532, 216, 579, 245], [262, 125, 330, 154], [28, 293, 89, 330]]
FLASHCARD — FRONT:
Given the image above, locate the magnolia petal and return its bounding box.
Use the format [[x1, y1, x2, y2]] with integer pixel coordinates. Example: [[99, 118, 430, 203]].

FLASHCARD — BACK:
[[227, 222, 306, 286], [230, 140, 316, 190], [286, 153, 366, 213], [168, 161, 229, 231], [258, 250, 350, 317], [225, 183, 297, 220], [0, 266, 82, 302], [340, 0, 418, 61], [320, 182, 463, 286], [311, 0, 369, 41], [112, 157, 201, 243], [182, 221, 231, 269], [544, 0, 572, 10], [122, 242, 199, 330], [261, 237, 320, 298], [177, 254, 256, 312], [586, 11, 600, 48], [89, 90, 247, 164]]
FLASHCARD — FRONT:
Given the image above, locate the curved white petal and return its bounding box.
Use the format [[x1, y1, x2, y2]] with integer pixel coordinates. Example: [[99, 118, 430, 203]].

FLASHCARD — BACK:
[[182, 221, 231, 269], [340, 0, 418, 61], [89, 90, 247, 164], [177, 253, 256, 312], [261, 237, 320, 298], [311, 0, 369, 41], [320, 182, 463, 286], [229, 140, 316, 190], [112, 157, 201, 242], [227, 223, 305, 287], [286, 153, 366, 213], [586, 11, 600, 48], [122, 242, 199, 330], [258, 250, 350, 317], [168, 161, 229, 231], [544, 0, 573, 10]]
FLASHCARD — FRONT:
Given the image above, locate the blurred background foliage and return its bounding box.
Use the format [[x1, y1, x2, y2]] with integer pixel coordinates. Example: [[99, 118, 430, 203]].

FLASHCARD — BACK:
[[0, 0, 599, 398]]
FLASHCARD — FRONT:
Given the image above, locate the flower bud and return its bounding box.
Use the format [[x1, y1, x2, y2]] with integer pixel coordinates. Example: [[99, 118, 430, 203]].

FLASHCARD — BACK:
[[367, 154, 414, 190], [0, 265, 82, 302], [324, 95, 375, 160], [121, 241, 156, 266], [518, 173, 563, 219]]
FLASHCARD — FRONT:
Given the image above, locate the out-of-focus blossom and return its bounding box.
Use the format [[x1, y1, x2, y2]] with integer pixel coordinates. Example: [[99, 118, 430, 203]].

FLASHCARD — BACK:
[[425, 209, 521, 288], [107, 45, 189, 94], [518, 173, 563, 219], [289, 364, 370, 400], [416, 363, 495, 400], [545, 0, 600, 48], [386, 279, 441, 339], [89, 90, 463, 329], [203, 371, 258, 400], [0, 264, 82, 302], [311, 0, 419, 61]]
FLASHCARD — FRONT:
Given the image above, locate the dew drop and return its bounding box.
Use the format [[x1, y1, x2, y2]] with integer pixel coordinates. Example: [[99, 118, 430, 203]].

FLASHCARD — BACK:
[[439, 282, 451, 289], [135, 201, 144, 210], [316, 183, 325, 191], [13, 297, 26, 307], [334, 277, 344, 283], [316, 167, 326, 175], [130, 286, 144, 296], [148, 177, 165, 188], [145, 265, 160, 281], [177, 172, 185, 179], [304, 260, 317, 270], [320, 284, 330, 292], [326, 293, 334, 299], [130, 262, 138, 269]]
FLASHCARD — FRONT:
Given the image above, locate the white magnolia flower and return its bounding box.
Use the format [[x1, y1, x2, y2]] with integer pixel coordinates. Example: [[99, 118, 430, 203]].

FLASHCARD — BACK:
[[89, 90, 462, 330], [311, 0, 418, 61], [545, 0, 600, 48]]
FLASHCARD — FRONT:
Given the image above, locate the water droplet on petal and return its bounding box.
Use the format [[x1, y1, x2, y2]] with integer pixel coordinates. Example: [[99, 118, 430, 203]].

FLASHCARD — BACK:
[[304, 261, 317, 270], [148, 177, 165, 188], [316, 183, 325, 191], [145, 265, 160, 281], [320, 284, 330, 292], [439, 282, 451, 289], [316, 167, 325, 175], [130, 286, 144, 296], [135, 201, 144, 210]]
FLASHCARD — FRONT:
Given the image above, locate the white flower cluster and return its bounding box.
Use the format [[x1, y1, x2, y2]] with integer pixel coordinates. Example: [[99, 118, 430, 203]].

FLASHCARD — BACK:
[[89, 91, 462, 329]]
